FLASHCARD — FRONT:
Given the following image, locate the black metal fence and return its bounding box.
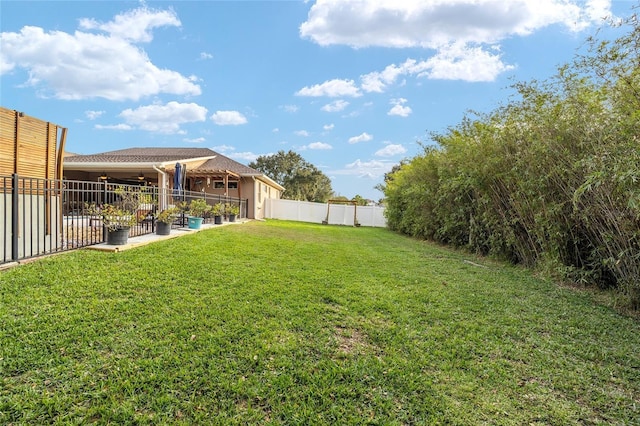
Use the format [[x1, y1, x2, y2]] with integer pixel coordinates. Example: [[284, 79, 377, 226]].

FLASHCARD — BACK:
[[1, 174, 247, 265]]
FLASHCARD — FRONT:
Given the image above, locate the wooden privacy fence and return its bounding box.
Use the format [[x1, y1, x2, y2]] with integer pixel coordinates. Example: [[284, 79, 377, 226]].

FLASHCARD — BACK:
[[0, 106, 67, 180], [0, 107, 68, 241]]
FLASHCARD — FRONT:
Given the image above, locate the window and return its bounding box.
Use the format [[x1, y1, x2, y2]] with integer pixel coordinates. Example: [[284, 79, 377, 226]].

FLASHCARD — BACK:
[[214, 181, 238, 189]]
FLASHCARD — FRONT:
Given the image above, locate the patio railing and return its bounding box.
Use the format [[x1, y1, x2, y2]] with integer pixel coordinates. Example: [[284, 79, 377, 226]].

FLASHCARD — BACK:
[[1, 174, 247, 265]]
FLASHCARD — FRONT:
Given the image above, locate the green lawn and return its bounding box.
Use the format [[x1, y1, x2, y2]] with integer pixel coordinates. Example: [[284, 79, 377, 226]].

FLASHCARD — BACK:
[[1, 220, 639, 425]]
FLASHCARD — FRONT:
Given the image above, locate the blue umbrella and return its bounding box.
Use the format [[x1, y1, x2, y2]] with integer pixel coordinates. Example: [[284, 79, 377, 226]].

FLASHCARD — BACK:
[[173, 162, 182, 198]]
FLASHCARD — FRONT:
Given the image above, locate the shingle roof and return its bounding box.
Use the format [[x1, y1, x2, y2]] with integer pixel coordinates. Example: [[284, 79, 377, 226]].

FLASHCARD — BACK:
[[64, 147, 217, 164], [64, 147, 262, 176], [191, 157, 261, 175]]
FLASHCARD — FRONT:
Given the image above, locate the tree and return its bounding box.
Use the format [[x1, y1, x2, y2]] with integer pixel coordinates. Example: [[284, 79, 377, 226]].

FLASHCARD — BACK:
[[351, 195, 368, 206], [249, 150, 333, 202]]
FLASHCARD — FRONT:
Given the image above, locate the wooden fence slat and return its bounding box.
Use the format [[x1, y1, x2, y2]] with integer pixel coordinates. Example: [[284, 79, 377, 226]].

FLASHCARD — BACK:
[[0, 107, 65, 180]]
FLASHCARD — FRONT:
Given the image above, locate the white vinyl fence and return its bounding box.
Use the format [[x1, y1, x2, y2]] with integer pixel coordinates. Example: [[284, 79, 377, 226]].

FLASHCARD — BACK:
[[265, 199, 387, 227]]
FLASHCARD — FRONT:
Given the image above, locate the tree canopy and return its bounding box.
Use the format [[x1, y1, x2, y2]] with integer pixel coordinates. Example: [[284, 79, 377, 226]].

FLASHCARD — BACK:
[[249, 150, 333, 202]]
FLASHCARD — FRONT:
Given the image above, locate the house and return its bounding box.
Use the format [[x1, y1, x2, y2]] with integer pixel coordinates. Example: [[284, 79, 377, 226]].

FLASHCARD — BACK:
[[63, 147, 284, 219]]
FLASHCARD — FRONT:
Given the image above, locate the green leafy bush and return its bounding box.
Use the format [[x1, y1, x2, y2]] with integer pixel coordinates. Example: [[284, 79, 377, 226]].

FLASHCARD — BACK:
[[382, 13, 640, 307]]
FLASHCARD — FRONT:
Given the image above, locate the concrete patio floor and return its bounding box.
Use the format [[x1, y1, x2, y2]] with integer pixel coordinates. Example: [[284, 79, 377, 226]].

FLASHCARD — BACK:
[[88, 219, 250, 252]]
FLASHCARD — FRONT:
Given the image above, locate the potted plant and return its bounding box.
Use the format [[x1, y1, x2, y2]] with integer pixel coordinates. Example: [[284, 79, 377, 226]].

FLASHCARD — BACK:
[[226, 203, 240, 222], [212, 202, 225, 225], [86, 186, 148, 245], [187, 199, 211, 229], [155, 206, 179, 235]]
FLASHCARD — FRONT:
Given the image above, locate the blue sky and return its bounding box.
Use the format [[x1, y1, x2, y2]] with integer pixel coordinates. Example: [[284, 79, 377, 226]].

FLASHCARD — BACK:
[[1, 0, 633, 200]]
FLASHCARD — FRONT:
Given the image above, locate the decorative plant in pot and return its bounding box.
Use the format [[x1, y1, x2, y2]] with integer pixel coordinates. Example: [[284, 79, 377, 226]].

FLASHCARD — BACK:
[[187, 199, 211, 229], [86, 186, 149, 245], [225, 203, 240, 222], [212, 202, 225, 225], [155, 206, 179, 235]]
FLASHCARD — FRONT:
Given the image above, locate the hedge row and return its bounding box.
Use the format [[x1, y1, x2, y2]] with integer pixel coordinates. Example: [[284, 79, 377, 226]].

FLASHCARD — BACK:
[[382, 13, 640, 307]]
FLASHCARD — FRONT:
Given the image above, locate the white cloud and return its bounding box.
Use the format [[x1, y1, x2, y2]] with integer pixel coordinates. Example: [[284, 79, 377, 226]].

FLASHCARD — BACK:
[[95, 123, 133, 131], [183, 137, 206, 144], [300, 0, 611, 48], [199, 52, 213, 60], [387, 98, 412, 117], [362, 49, 512, 88], [332, 159, 395, 179], [375, 143, 407, 157], [85, 110, 105, 120], [213, 144, 235, 152], [423, 42, 515, 81], [307, 142, 332, 150], [79, 6, 181, 43], [0, 7, 200, 101], [361, 59, 431, 92], [361, 63, 409, 93], [321, 100, 349, 112], [295, 130, 310, 137], [348, 132, 373, 144], [229, 151, 264, 162], [272, 128, 280, 133], [301, 0, 610, 84], [282, 104, 300, 113], [296, 79, 361, 97], [211, 110, 248, 126], [118, 101, 208, 134], [323, 123, 335, 131]]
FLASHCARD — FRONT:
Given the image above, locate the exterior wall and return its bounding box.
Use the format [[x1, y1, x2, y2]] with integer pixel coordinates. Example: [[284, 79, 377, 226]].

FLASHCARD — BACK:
[[239, 178, 255, 219], [253, 179, 282, 220], [190, 177, 241, 198]]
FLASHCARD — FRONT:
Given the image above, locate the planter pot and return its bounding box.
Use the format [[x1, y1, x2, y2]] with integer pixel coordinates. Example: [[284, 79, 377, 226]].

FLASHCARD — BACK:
[[214, 215, 223, 225], [228, 214, 236, 223], [107, 226, 130, 245], [188, 217, 204, 229], [156, 222, 171, 235]]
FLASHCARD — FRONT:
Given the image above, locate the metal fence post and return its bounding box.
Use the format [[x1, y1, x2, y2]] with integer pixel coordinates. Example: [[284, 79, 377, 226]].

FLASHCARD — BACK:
[[11, 173, 19, 261], [102, 181, 108, 241]]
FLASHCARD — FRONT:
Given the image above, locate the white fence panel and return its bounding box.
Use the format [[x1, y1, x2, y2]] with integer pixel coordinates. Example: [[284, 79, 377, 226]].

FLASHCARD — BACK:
[[265, 199, 386, 227]]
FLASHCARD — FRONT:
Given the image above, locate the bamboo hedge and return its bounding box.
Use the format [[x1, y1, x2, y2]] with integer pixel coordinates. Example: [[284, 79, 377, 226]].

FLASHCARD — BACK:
[[382, 11, 640, 308]]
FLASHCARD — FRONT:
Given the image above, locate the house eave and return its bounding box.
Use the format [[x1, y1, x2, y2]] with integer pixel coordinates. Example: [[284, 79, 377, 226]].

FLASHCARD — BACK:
[[252, 174, 285, 191], [63, 155, 217, 172], [159, 156, 216, 169], [63, 162, 162, 171]]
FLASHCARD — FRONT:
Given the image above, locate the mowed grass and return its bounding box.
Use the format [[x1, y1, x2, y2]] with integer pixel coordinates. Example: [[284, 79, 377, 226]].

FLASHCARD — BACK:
[[1, 220, 639, 425]]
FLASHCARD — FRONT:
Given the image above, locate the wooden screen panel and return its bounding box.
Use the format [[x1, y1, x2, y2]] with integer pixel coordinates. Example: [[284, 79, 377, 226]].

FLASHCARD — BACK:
[[0, 107, 16, 175], [0, 107, 62, 180]]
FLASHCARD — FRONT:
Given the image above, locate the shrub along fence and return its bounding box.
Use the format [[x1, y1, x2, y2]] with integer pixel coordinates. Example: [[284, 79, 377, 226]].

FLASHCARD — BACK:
[[0, 174, 246, 265], [381, 14, 640, 307]]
